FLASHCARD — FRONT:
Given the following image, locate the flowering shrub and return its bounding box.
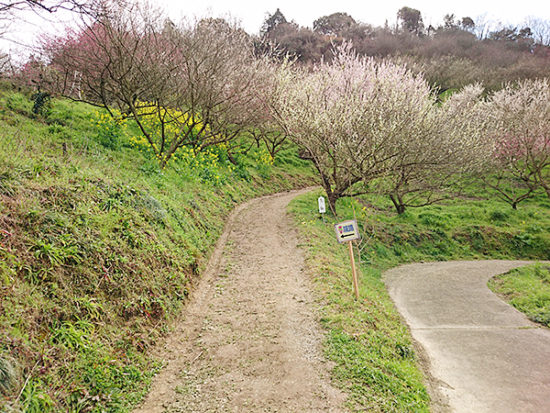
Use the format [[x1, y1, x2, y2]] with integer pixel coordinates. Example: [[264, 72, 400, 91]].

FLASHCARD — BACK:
[[181, 146, 226, 186], [128, 135, 151, 153], [39, 9, 264, 169], [127, 123, 231, 185], [91, 110, 127, 150], [128, 102, 222, 164], [123, 102, 231, 182], [274, 44, 438, 213]]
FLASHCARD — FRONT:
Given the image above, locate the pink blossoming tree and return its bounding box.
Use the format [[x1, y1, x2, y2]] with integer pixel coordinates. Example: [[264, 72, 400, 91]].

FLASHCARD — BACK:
[[485, 79, 550, 208], [40, 2, 265, 167]]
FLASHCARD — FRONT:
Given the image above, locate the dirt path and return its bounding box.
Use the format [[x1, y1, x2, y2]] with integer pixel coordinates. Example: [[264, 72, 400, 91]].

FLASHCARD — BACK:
[[134, 188, 345, 413], [385, 260, 550, 413]]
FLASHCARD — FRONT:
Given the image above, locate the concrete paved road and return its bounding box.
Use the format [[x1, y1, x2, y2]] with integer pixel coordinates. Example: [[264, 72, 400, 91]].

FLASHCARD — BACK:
[[384, 260, 550, 413]]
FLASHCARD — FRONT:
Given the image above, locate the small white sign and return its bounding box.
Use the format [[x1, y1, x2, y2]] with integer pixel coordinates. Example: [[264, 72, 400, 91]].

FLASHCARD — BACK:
[[334, 220, 361, 243], [318, 196, 326, 214]]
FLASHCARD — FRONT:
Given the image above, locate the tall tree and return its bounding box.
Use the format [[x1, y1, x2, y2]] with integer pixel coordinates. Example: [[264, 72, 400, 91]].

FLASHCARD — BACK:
[[461, 17, 475, 31], [260, 8, 287, 37], [526, 17, 550, 46], [313, 12, 356, 36], [443, 14, 458, 30], [397, 6, 423, 35], [263, 22, 330, 62]]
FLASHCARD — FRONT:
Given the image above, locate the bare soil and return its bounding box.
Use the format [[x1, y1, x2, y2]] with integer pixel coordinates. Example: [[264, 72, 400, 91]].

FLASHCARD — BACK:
[[134, 189, 346, 413]]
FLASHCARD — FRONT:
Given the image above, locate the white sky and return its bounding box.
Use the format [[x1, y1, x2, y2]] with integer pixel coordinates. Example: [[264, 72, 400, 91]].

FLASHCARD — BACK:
[[2, 0, 550, 60], [156, 0, 550, 33]]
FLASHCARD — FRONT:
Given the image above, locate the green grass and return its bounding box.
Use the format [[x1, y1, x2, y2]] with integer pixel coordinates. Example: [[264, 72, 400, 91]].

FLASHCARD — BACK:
[[489, 263, 550, 327], [0, 85, 316, 412], [289, 188, 550, 412]]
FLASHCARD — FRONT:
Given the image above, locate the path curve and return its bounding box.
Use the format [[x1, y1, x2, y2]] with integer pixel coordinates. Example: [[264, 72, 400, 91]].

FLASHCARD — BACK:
[[385, 260, 550, 413], [134, 188, 345, 413]]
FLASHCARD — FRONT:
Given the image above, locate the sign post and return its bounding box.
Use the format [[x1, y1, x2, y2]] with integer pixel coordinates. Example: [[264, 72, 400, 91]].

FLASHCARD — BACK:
[[318, 196, 326, 222], [334, 220, 361, 300], [348, 241, 359, 300]]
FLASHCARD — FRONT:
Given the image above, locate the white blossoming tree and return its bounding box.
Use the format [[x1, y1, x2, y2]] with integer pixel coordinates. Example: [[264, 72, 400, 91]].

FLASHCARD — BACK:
[[244, 58, 292, 161], [274, 45, 438, 214], [377, 84, 491, 214]]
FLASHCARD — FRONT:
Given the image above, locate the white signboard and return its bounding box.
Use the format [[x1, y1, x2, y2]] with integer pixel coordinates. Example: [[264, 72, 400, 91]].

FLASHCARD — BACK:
[[334, 220, 361, 244], [318, 196, 326, 214]]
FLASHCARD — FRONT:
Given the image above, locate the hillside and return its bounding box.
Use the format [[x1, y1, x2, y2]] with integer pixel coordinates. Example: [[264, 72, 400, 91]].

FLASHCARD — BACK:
[[0, 84, 315, 412], [260, 9, 550, 92]]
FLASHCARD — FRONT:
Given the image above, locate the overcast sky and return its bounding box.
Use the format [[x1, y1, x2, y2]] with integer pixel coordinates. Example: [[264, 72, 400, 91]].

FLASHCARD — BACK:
[[3, 0, 550, 59], [157, 0, 550, 33]]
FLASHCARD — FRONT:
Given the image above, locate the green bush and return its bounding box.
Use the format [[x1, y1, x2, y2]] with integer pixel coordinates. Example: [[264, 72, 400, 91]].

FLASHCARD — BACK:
[[31, 91, 51, 116]]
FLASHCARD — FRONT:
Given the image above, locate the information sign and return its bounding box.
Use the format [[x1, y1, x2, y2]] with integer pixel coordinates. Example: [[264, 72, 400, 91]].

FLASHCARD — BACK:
[[334, 220, 361, 244]]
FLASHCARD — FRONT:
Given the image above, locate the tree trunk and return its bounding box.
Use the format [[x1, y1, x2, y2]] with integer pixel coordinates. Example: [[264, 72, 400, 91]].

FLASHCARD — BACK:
[[327, 191, 339, 216], [315, 166, 339, 215], [227, 150, 237, 165], [389, 194, 406, 214]]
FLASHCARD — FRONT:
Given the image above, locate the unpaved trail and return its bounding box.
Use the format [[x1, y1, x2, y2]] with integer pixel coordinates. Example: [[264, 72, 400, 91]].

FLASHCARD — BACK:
[[134, 188, 345, 413], [385, 260, 550, 413]]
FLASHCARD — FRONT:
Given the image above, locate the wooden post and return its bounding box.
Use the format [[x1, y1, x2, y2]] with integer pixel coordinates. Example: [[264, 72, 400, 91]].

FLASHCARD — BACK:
[[348, 241, 359, 300]]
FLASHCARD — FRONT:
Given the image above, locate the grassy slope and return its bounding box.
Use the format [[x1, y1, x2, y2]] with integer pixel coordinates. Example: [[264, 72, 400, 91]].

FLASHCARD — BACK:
[[0, 86, 315, 412], [289, 186, 550, 412], [3, 83, 549, 413], [489, 263, 550, 327]]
